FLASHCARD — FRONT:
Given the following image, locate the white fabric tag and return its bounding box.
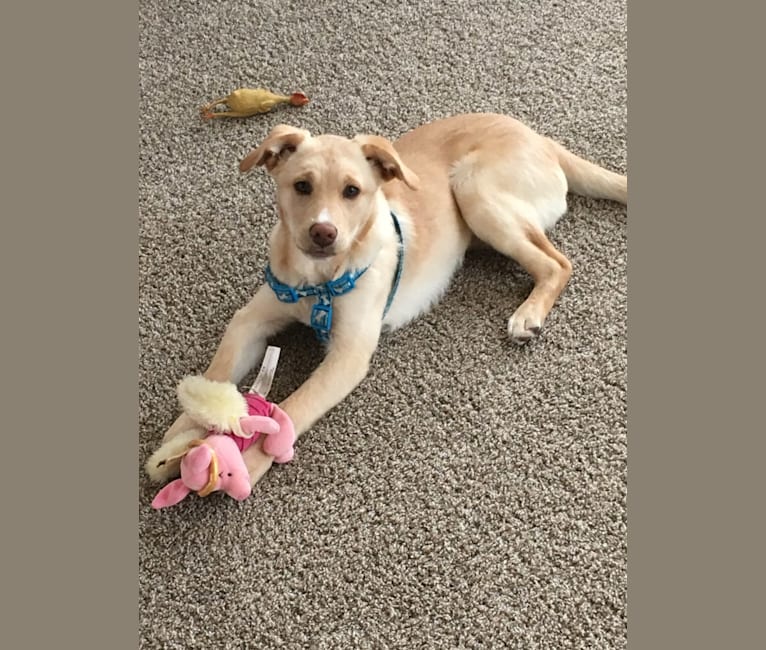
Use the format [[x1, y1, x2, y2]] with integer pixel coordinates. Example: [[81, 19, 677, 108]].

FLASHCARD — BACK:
[[249, 346, 281, 397]]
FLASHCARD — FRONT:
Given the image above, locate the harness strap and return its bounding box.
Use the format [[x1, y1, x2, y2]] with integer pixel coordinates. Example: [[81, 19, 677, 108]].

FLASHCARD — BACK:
[[384, 211, 404, 318]]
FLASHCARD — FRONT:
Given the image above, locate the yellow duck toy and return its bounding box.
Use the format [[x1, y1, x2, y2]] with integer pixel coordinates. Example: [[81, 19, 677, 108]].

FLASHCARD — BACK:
[[201, 87, 310, 119]]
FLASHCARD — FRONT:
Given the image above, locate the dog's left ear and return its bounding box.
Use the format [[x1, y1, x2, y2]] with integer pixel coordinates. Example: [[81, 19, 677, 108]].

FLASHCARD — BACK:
[[353, 135, 420, 190], [240, 124, 311, 173]]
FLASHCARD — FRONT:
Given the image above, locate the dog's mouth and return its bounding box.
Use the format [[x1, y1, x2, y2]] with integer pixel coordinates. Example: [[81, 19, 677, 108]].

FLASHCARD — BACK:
[[300, 246, 337, 260]]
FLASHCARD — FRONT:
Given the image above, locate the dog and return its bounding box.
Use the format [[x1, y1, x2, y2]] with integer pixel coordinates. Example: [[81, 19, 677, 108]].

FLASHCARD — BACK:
[[146, 113, 627, 487]]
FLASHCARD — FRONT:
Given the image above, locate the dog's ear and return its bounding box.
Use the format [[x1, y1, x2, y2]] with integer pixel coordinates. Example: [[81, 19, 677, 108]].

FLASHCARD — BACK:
[[353, 134, 420, 190], [240, 124, 311, 173]]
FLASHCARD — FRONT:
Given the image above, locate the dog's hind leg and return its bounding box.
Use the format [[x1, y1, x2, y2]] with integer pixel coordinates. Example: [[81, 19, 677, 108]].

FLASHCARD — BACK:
[[462, 197, 572, 344], [451, 155, 572, 344]]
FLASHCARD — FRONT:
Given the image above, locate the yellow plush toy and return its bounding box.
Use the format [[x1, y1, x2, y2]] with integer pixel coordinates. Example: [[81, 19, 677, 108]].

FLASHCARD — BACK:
[[201, 87, 310, 119]]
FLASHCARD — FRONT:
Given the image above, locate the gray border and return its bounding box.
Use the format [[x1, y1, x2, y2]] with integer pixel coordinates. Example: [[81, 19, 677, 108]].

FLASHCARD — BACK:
[[628, 2, 763, 648], [0, 2, 138, 648]]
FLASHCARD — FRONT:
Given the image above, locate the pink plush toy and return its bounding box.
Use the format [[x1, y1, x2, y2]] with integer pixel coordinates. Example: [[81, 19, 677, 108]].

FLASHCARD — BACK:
[[151, 347, 296, 509], [151, 435, 254, 508]]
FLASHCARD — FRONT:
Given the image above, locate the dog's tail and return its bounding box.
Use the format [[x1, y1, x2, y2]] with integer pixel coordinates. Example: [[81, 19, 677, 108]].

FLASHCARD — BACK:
[[550, 139, 627, 204]]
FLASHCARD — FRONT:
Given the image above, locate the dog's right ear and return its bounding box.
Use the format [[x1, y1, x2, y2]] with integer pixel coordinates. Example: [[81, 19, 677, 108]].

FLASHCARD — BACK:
[[239, 124, 311, 173]]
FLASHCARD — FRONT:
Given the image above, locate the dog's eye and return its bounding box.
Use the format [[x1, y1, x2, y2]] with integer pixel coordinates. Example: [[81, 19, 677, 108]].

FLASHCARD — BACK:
[[294, 180, 312, 195], [343, 185, 360, 199]]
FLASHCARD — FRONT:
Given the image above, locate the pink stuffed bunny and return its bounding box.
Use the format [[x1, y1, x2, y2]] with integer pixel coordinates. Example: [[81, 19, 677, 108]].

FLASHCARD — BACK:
[[151, 376, 296, 509]]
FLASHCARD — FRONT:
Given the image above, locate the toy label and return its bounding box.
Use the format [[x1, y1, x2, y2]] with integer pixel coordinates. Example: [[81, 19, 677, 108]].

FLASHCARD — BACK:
[[250, 346, 280, 397]]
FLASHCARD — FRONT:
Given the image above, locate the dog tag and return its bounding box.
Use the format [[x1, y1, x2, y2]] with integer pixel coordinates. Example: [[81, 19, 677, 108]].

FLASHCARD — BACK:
[[249, 346, 281, 397]]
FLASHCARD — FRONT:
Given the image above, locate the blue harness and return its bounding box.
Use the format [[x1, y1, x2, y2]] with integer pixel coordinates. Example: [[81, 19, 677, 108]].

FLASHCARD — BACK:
[[265, 211, 405, 342]]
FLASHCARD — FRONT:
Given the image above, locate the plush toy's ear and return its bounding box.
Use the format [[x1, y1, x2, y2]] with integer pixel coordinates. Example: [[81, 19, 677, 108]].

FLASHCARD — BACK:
[[240, 124, 311, 173], [184, 444, 213, 474], [353, 134, 420, 190], [239, 415, 281, 437], [152, 479, 191, 509]]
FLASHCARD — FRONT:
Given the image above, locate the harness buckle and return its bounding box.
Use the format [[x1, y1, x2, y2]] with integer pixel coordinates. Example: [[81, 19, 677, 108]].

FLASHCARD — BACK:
[[310, 302, 332, 342]]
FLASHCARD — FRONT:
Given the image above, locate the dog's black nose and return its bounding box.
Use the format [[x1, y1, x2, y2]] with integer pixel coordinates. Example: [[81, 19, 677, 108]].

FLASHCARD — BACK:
[[309, 223, 338, 248]]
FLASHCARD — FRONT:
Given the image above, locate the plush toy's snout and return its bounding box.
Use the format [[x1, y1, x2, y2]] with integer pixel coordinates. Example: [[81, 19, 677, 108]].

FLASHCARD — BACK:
[[225, 471, 252, 501]]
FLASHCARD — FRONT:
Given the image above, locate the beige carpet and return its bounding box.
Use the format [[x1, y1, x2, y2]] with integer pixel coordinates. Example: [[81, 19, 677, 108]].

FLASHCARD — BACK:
[[139, 0, 627, 647]]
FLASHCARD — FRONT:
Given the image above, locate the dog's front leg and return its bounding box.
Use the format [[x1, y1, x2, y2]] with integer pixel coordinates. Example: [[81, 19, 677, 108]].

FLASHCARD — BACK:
[[203, 284, 297, 385], [161, 285, 294, 445], [145, 285, 295, 482], [241, 323, 382, 486]]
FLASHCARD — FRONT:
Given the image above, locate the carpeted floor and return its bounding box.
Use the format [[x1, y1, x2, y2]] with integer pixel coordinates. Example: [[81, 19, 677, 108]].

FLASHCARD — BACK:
[[139, 1, 627, 647]]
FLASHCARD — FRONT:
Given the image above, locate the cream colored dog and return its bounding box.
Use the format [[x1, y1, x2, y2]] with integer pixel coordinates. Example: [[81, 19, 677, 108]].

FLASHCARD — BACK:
[[146, 113, 627, 487]]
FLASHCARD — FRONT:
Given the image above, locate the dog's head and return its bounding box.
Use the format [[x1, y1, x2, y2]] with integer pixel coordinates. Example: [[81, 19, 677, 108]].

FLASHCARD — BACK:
[[240, 125, 419, 262]]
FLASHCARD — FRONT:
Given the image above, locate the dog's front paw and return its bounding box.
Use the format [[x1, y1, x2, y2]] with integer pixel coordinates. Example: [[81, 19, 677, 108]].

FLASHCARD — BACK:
[[508, 302, 545, 345], [144, 429, 201, 483]]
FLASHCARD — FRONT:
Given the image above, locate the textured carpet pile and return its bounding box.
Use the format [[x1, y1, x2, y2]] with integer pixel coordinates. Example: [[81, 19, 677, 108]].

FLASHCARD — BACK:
[[139, 1, 627, 647]]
